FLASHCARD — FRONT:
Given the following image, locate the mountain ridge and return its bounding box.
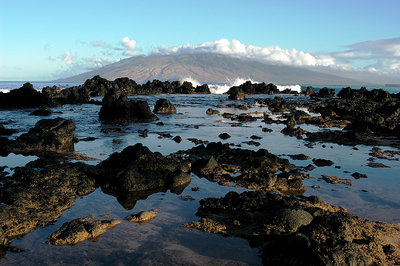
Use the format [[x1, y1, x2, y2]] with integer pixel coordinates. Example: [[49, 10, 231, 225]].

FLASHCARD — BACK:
[[56, 53, 370, 86]]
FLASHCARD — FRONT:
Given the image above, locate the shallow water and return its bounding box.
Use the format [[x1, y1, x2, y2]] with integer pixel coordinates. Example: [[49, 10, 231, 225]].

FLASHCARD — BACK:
[[1, 93, 399, 264]]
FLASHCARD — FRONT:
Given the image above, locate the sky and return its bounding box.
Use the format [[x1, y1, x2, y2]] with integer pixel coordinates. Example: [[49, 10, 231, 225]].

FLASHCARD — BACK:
[[0, 0, 399, 82]]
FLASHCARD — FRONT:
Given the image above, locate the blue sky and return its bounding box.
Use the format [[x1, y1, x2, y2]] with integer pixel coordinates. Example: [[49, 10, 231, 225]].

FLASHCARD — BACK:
[[0, 0, 399, 81]]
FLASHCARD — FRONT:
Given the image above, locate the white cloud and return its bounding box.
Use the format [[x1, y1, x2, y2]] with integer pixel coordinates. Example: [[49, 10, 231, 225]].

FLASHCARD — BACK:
[[61, 50, 76, 65], [121, 36, 137, 56], [332, 37, 400, 73], [152, 38, 336, 67]]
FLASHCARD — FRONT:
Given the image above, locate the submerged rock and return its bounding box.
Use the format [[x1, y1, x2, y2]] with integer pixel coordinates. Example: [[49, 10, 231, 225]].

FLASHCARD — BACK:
[[29, 107, 52, 116], [46, 217, 121, 245], [125, 209, 158, 224], [153, 98, 177, 114], [184, 191, 400, 265]]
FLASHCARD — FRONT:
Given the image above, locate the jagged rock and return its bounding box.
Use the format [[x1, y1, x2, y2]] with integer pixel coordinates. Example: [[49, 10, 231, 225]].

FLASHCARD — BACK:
[[228, 87, 245, 100], [29, 107, 52, 116], [0, 158, 97, 242], [46, 217, 121, 245], [184, 191, 400, 265], [153, 98, 176, 114], [125, 209, 158, 224], [16, 117, 75, 152], [99, 90, 158, 123], [206, 108, 220, 115], [0, 83, 51, 108], [98, 143, 190, 193], [181, 142, 307, 194]]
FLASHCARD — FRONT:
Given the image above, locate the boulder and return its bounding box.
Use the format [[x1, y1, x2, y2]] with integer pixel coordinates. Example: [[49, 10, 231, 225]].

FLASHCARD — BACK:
[[153, 98, 177, 114], [99, 90, 158, 123], [228, 87, 246, 100], [16, 117, 75, 152], [29, 107, 52, 116], [98, 143, 190, 193]]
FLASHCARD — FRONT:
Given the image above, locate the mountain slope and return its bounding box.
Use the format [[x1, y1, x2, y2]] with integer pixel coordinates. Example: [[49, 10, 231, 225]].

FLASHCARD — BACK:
[[57, 53, 366, 85]]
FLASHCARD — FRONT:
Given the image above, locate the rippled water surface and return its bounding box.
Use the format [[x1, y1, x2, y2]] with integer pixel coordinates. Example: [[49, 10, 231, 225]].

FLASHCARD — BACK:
[[1, 93, 399, 264]]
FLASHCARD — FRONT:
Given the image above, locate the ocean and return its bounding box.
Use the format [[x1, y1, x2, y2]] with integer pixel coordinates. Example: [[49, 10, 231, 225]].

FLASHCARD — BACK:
[[1, 79, 400, 264]]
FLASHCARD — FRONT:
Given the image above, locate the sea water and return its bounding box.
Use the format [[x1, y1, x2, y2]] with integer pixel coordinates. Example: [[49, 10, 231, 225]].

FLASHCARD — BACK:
[[1, 82, 400, 264]]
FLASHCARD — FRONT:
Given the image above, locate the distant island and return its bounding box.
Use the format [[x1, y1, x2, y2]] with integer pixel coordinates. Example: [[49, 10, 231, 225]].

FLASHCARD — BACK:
[[56, 53, 371, 86]]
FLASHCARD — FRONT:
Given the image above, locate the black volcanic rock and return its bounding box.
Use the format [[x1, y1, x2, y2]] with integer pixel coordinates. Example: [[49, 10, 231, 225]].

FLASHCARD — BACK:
[[29, 107, 52, 116], [184, 190, 399, 265], [183, 142, 307, 194], [98, 143, 191, 193], [16, 117, 76, 152], [99, 90, 158, 123], [228, 87, 245, 100], [153, 98, 177, 114], [0, 83, 51, 108]]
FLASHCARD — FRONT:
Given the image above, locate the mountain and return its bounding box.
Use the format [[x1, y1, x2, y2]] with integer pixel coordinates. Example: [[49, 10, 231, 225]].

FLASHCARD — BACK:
[[57, 53, 367, 85]]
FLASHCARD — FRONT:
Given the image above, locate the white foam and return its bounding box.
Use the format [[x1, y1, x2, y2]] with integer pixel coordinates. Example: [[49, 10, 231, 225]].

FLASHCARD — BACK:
[[0, 89, 10, 93], [179, 77, 200, 87], [276, 84, 301, 93]]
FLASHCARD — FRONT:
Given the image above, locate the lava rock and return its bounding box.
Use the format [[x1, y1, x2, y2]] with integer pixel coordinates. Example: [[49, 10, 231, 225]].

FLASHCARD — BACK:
[[99, 90, 158, 123], [153, 98, 177, 114], [29, 107, 52, 116], [16, 117, 76, 152], [46, 217, 121, 245], [98, 143, 191, 192]]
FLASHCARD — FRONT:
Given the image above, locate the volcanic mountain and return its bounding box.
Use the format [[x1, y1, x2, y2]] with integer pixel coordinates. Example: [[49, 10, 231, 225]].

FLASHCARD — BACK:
[[57, 53, 364, 85]]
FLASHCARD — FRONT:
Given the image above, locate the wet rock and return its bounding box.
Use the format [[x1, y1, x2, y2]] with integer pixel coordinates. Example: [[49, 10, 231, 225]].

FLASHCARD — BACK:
[[367, 162, 390, 168], [153, 98, 177, 114], [99, 90, 158, 123], [182, 142, 307, 194], [313, 87, 336, 98], [179, 195, 195, 201], [228, 87, 245, 100], [46, 217, 121, 245], [16, 117, 75, 152], [319, 175, 353, 186], [250, 135, 262, 140], [0, 124, 18, 136], [228, 81, 279, 94], [243, 140, 261, 146], [262, 127, 272, 132], [98, 143, 191, 192], [184, 191, 400, 265], [125, 209, 158, 224], [289, 154, 311, 160], [351, 172, 368, 179], [313, 158, 334, 167], [206, 108, 220, 115], [0, 83, 51, 109], [218, 133, 231, 140], [29, 107, 52, 116], [172, 136, 182, 143], [0, 158, 97, 241]]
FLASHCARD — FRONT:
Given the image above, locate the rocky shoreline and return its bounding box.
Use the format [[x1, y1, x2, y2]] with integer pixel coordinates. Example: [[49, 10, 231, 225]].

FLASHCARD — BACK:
[[0, 77, 399, 264]]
